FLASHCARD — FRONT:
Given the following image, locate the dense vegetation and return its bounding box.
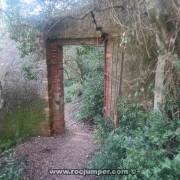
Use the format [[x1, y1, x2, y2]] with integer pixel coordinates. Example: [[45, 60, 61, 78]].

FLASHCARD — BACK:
[[63, 45, 104, 119], [89, 98, 180, 180], [0, 150, 26, 180]]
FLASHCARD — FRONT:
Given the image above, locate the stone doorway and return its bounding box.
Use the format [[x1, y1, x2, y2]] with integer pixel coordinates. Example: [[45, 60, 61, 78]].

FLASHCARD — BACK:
[[46, 38, 106, 134]]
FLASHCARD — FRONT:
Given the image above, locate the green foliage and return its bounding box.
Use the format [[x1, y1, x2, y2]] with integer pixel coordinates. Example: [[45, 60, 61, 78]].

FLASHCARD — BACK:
[[175, 58, 180, 70], [64, 82, 82, 103], [0, 103, 45, 152], [0, 150, 25, 180], [21, 63, 38, 80], [79, 71, 104, 119], [94, 115, 114, 144], [64, 45, 104, 118], [4, 0, 90, 58], [89, 99, 180, 180], [64, 45, 104, 85], [5, 0, 39, 57]]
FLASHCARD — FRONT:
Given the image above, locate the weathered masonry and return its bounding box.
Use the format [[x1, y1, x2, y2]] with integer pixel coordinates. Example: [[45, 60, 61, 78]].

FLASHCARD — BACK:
[[42, 8, 131, 135]]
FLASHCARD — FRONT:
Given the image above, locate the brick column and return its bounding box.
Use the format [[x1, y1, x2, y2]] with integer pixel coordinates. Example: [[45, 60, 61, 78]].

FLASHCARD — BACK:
[[46, 41, 65, 134]]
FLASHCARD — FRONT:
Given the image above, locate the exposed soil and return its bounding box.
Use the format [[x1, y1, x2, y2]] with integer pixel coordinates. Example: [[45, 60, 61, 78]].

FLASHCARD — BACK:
[[15, 100, 98, 180]]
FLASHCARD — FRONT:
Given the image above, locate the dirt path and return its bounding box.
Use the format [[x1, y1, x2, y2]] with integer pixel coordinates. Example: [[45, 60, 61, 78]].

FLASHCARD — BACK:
[[15, 100, 98, 180]]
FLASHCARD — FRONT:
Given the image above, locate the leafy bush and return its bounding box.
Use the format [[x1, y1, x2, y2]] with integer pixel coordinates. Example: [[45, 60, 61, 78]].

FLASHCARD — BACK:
[[21, 63, 38, 80], [79, 71, 104, 119], [0, 102, 45, 152], [0, 150, 26, 180], [94, 115, 114, 144], [64, 82, 82, 103], [64, 45, 104, 85], [64, 45, 104, 107], [89, 99, 180, 180]]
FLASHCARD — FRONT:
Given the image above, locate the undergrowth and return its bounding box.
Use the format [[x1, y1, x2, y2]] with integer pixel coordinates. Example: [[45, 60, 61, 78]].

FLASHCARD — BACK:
[[0, 149, 26, 180], [89, 99, 180, 180], [78, 71, 104, 120], [0, 150, 26, 180], [64, 82, 82, 103]]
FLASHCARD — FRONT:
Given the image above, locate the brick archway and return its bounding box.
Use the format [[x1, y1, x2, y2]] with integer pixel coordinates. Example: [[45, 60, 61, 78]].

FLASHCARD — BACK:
[[46, 37, 121, 134]]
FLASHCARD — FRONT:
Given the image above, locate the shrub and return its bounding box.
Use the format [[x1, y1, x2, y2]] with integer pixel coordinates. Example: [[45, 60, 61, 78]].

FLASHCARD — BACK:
[[21, 63, 38, 80], [0, 150, 26, 180], [89, 99, 180, 180], [79, 71, 104, 119], [94, 115, 114, 144], [64, 82, 82, 103], [0, 102, 45, 152]]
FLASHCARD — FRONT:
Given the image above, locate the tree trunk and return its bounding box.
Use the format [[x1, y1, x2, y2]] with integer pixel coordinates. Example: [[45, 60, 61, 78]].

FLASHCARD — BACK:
[[152, 0, 175, 112], [0, 81, 4, 110], [154, 54, 166, 111]]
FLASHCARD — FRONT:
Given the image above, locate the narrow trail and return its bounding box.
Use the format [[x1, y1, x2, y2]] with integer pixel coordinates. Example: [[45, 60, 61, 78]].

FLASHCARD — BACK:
[[15, 100, 98, 180]]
